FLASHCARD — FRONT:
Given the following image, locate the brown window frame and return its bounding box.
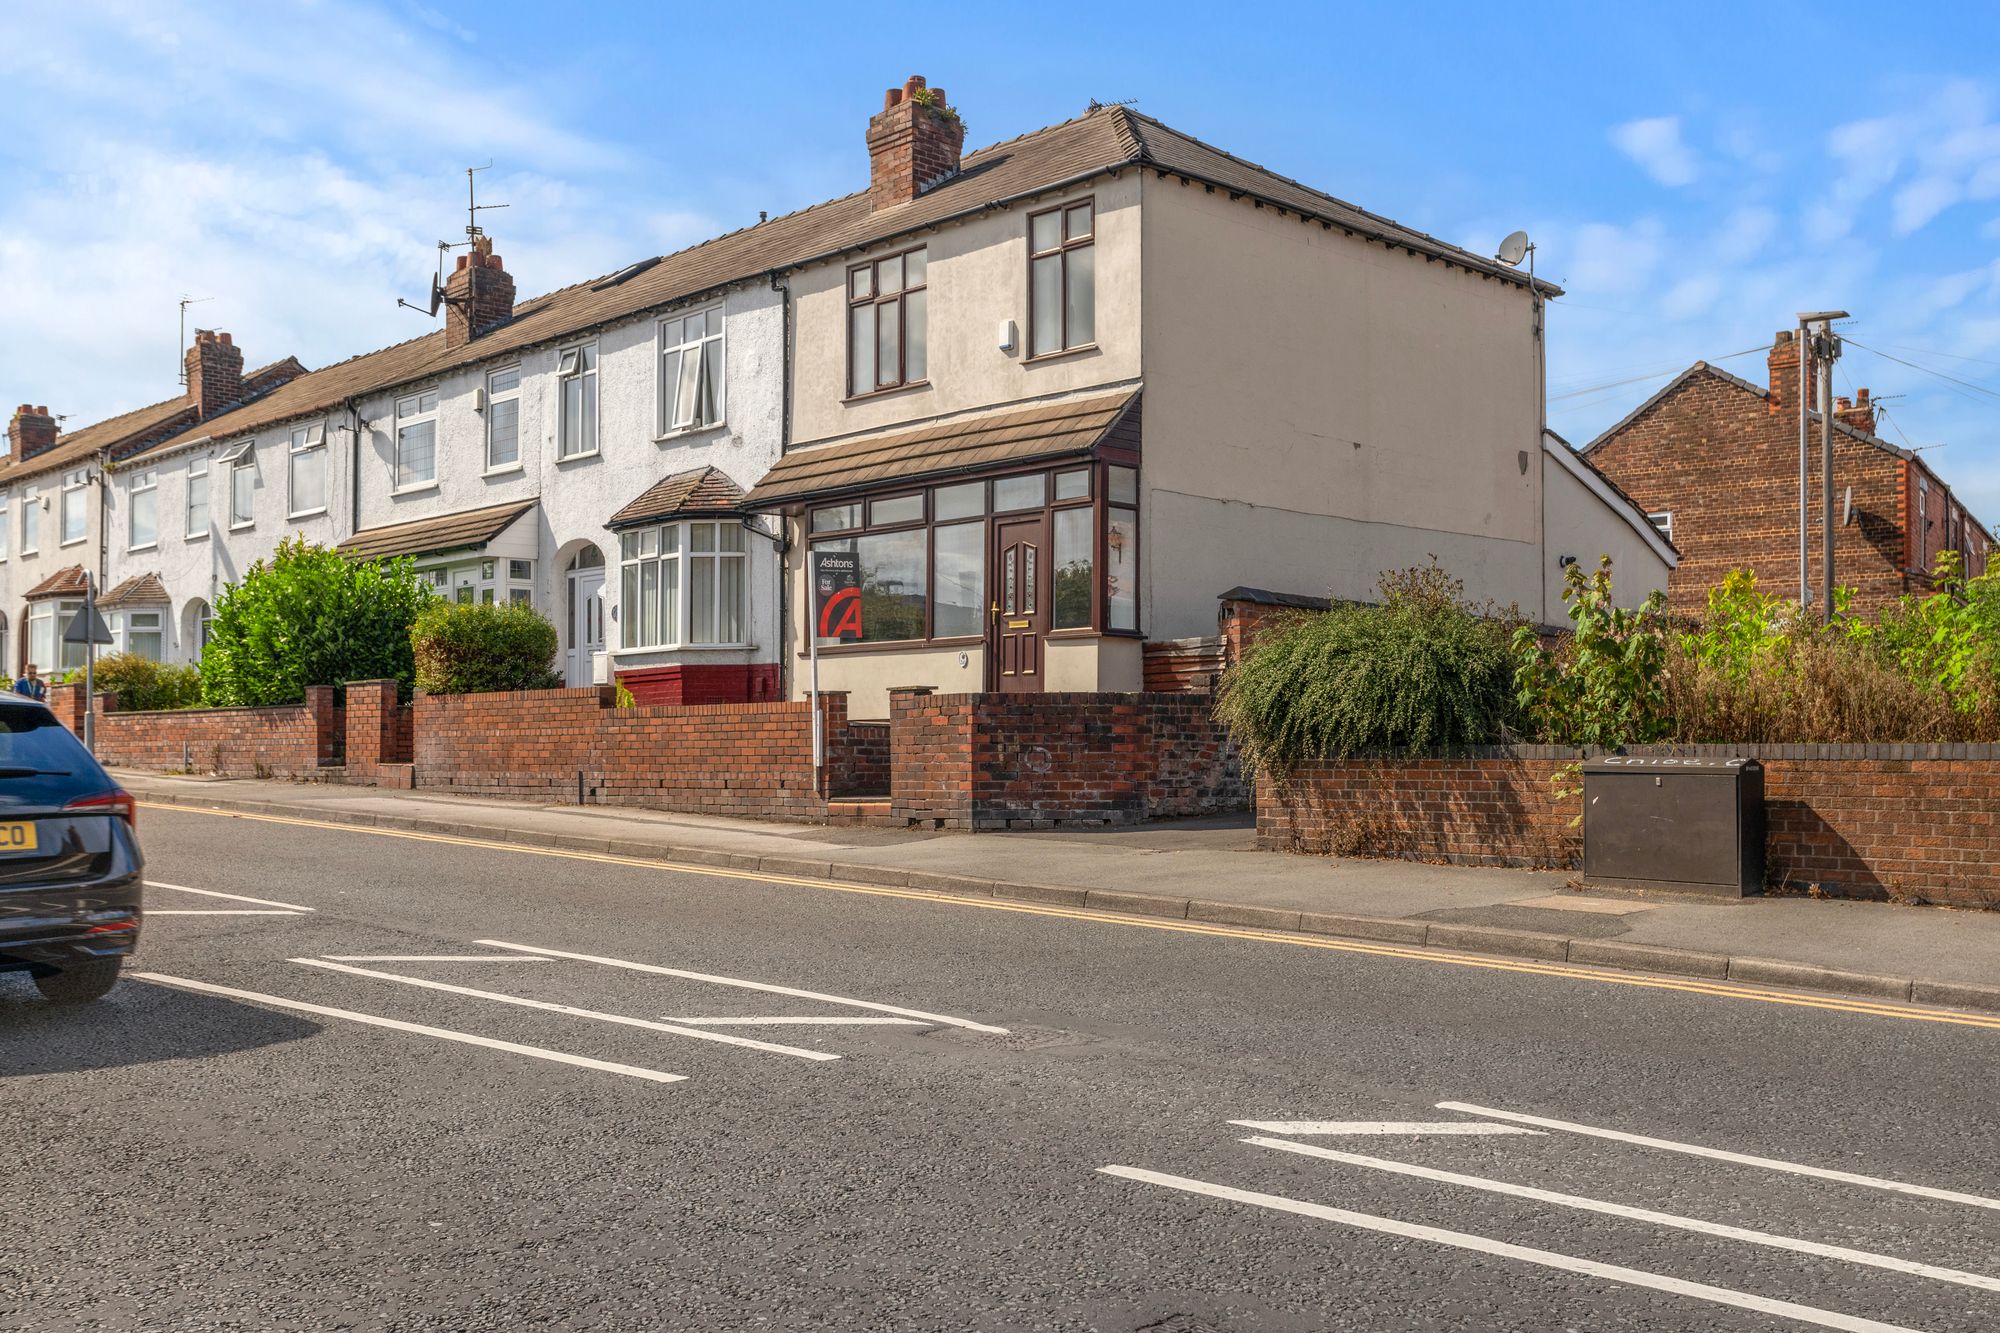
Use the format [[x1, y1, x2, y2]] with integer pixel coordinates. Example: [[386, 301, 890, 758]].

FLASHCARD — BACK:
[[846, 246, 929, 400], [1027, 197, 1096, 360]]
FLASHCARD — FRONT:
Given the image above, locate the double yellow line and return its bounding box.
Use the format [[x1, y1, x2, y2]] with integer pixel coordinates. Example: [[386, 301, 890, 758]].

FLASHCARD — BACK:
[[139, 801, 2000, 1033]]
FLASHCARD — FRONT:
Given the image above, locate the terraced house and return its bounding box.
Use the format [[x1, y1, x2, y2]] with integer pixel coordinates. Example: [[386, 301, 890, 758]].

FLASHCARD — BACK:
[[8, 75, 1669, 711]]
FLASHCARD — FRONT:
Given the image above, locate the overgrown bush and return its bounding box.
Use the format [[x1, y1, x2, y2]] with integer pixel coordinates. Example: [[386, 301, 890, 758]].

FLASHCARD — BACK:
[[1216, 563, 1521, 770], [202, 537, 436, 706], [92, 652, 202, 712], [410, 600, 561, 696], [1514, 557, 1673, 748]]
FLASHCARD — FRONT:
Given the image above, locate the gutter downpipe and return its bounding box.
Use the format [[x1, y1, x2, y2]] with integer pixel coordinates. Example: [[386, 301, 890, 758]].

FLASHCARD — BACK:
[[770, 269, 816, 792], [346, 399, 363, 537]]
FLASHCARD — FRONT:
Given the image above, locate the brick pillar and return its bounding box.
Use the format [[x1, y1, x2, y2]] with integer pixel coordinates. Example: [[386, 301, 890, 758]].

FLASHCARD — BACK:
[[47, 683, 86, 735], [344, 679, 400, 782], [304, 686, 343, 766]]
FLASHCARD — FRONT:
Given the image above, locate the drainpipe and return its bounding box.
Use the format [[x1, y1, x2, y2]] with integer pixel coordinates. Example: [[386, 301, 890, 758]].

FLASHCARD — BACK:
[[94, 448, 110, 591], [346, 399, 364, 537], [769, 270, 794, 702]]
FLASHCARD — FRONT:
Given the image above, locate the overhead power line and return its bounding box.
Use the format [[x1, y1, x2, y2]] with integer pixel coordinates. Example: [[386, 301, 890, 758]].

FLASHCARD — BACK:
[[1549, 343, 1772, 403], [1843, 338, 2000, 404]]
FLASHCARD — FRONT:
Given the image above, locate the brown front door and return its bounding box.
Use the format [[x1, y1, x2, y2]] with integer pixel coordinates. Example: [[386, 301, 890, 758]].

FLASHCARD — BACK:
[[992, 513, 1051, 693]]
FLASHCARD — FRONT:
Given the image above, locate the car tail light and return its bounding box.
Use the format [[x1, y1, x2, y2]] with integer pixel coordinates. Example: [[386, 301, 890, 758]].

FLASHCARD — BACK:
[[66, 788, 137, 829]]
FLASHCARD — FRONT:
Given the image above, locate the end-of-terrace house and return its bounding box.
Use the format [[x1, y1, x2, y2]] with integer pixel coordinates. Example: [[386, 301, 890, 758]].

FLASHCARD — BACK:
[[1, 335, 304, 674], [740, 77, 1672, 715], [1584, 327, 1994, 617]]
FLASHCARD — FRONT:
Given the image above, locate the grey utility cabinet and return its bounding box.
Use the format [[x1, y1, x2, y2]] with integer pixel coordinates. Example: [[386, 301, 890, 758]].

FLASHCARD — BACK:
[[1581, 757, 1765, 897]]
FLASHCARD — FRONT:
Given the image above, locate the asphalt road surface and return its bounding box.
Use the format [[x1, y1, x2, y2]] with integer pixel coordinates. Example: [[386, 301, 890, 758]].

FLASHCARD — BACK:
[[4, 804, 1996, 1332]]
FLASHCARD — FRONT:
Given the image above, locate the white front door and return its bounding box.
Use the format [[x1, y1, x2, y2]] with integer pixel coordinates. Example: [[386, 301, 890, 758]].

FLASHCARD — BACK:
[[566, 569, 605, 686]]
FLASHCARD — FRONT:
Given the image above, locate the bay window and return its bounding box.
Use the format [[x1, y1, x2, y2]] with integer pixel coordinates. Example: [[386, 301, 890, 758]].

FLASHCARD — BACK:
[[847, 247, 927, 396], [659, 307, 724, 433], [121, 610, 164, 661], [26, 599, 84, 673], [129, 469, 158, 549], [1029, 198, 1095, 357], [618, 520, 747, 648]]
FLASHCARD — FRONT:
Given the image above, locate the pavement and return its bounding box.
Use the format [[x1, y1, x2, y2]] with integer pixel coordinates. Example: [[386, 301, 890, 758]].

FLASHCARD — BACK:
[[5, 805, 1996, 1330], [117, 772, 2000, 1014]]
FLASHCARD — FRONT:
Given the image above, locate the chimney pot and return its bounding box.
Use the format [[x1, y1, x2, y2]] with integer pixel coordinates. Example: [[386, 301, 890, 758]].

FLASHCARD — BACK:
[[219, 332, 232, 345], [34, 406, 47, 416], [866, 73, 966, 210]]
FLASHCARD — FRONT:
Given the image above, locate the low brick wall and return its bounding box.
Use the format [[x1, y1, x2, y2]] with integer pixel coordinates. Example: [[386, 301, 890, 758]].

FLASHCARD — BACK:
[[55, 683, 344, 778], [1257, 745, 2000, 909], [411, 686, 873, 820], [890, 688, 1246, 830]]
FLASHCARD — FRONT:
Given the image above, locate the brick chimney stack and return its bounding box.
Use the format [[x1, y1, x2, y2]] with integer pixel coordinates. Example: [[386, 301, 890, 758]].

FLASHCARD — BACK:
[[1766, 328, 1818, 418], [444, 235, 516, 349], [867, 75, 965, 210], [184, 329, 245, 420], [1838, 386, 1877, 436], [6, 405, 57, 460]]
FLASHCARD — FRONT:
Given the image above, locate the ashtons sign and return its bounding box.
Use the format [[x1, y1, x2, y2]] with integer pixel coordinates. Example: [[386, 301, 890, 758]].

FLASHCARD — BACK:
[[813, 550, 862, 643]]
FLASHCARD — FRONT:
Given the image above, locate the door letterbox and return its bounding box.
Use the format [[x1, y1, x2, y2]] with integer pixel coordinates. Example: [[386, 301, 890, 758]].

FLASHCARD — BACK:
[[1581, 757, 1765, 897]]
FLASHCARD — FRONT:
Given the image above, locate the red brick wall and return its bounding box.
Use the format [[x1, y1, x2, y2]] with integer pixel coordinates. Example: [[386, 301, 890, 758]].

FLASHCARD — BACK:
[[1257, 746, 2000, 909], [1586, 361, 1913, 615], [1142, 637, 1227, 693], [65, 685, 343, 778], [890, 689, 1247, 830], [411, 686, 873, 820], [616, 662, 781, 706], [344, 679, 412, 784]]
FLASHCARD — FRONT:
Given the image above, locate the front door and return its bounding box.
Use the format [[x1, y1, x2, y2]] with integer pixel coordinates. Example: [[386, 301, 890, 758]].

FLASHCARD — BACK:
[[992, 513, 1051, 693], [566, 569, 605, 686]]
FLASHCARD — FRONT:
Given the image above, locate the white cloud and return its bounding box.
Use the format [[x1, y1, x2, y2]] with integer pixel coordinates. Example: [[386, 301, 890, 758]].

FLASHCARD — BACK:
[[1610, 116, 1700, 187], [1711, 206, 1778, 263]]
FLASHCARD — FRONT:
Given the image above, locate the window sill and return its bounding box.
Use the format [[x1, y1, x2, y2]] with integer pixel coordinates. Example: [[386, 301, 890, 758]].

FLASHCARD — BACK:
[[655, 420, 726, 444], [842, 380, 931, 405], [128, 543, 158, 555], [797, 634, 982, 659], [288, 508, 328, 521], [483, 464, 524, 479], [229, 521, 255, 533], [556, 450, 601, 465], [392, 482, 439, 497], [1022, 343, 1100, 367], [611, 643, 754, 657], [185, 531, 209, 543], [59, 539, 87, 549]]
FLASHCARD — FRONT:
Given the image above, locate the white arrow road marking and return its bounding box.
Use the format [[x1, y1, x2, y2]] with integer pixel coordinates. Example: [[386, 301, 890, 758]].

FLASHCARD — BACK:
[[1229, 1120, 1543, 1136], [661, 1016, 929, 1027], [1097, 1166, 1919, 1333], [475, 939, 1009, 1034], [131, 973, 686, 1085], [148, 910, 307, 916], [1439, 1102, 2000, 1212], [291, 959, 839, 1061], [1246, 1137, 2000, 1293], [147, 881, 316, 911]]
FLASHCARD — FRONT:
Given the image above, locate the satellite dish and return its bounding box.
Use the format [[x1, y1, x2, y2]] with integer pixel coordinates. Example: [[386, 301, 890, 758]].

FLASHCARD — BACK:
[[1843, 486, 1854, 527], [1496, 230, 1531, 266]]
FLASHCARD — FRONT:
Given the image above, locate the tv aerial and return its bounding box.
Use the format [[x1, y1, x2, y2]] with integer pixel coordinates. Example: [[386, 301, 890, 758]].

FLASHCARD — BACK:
[[398, 163, 510, 318]]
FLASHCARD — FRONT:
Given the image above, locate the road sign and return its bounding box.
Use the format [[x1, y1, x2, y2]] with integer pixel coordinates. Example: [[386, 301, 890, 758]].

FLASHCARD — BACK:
[[63, 604, 114, 646]]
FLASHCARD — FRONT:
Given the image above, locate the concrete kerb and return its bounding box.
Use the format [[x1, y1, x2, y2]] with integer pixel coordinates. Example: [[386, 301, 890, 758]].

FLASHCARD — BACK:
[[124, 787, 2000, 1017]]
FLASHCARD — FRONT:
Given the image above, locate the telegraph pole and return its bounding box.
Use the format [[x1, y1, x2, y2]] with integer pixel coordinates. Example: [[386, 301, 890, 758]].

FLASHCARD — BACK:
[[1797, 311, 1847, 615]]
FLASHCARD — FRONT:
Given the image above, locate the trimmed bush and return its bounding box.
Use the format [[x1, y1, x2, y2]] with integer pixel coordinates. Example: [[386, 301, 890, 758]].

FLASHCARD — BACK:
[[1217, 564, 1521, 769], [203, 537, 436, 706], [411, 600, 561, 696], [92, 652, 202, 712]]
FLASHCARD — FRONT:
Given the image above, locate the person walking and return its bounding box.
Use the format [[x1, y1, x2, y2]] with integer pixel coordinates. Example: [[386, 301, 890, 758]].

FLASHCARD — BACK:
[[14, 663, 47, 701]]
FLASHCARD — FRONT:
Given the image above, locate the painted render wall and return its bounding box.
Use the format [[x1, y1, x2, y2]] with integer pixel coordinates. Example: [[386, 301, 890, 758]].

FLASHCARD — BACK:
[[1136, 175, 1544, 639], [1539, 444, 1673, 625]]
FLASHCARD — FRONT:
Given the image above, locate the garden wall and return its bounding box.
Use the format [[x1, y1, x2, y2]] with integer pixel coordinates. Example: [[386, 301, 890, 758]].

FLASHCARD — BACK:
[[53, 683, 344, 778], [1258, 744, 2000, 909], [890, 688, 1247, 829]]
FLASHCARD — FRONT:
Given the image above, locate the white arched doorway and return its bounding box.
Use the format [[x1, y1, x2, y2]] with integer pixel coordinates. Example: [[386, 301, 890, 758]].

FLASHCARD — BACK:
[[182, 598, 213, 663], [563, 545, 606, 686]]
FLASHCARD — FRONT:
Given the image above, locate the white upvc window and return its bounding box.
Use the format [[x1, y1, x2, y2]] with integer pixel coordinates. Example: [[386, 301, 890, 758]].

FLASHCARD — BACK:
[[486, 366, 522, 471], [217, 440, 256, 528], [658, 307, 723, 434], [59, 469, 88, 546], [0, 490, 10, 560], [618, 519, 745, 649], [128, 468, 158, 550], [21, 485, 39, 554], [289, 423, 327, 517], [26, 598, 84, 673], [557, 344, 598, 459], [186, 457, 210, 538], [120, 609, 164, 662], [1646, 511, 1674, 543], [415, 557, 533, 606], [395, 390, 440, 490]]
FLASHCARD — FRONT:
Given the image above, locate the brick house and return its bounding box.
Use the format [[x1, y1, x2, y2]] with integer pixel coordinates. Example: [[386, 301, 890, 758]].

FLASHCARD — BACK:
[[1583, 328, 1994, 617], [0, 337, 305, 674]]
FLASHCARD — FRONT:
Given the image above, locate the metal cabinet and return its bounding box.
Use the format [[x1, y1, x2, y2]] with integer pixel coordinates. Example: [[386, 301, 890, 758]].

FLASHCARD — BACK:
[[1582, 757, 1765, 897]]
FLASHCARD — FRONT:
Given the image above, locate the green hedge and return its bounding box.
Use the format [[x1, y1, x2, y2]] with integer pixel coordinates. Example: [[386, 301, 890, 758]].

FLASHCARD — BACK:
[[410, 600, 561, 696], [92, 652, 203, 711]]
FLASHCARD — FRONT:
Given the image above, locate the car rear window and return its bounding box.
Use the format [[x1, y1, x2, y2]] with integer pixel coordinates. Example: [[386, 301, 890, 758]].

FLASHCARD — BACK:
[[0, 707, 94, 771]]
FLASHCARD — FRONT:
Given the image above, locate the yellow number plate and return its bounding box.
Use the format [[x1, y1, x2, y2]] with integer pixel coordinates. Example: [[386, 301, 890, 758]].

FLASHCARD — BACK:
[[0, 822, 37, 854]]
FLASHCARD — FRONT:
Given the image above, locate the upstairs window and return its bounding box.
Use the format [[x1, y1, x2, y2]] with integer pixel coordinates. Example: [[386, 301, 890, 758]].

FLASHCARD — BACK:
[[1029, 199, 1095, 357], [486, 366, 522, 470], [659, 307, 724, 433], [558, 344, 598, 458], [847, 247, 927, 396], [60, 469, 89, 545], [129, 469, 158, 550], [1646, 511, 1674, 543], [395, 391, 439, 490], [21, 485, 39, 554], [0, 490, 9, 560], [289, 424, 327, 516], [228, 455, 256, 528], [186, 458, 209, 538]]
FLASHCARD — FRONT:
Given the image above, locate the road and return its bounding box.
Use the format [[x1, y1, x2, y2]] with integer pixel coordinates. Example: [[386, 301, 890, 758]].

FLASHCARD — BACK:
[[3, 804, 1996, 1332]]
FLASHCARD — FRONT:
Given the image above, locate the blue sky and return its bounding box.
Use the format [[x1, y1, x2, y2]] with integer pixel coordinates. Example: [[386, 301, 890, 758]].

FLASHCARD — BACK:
[[5, 1, 2000, 514]]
